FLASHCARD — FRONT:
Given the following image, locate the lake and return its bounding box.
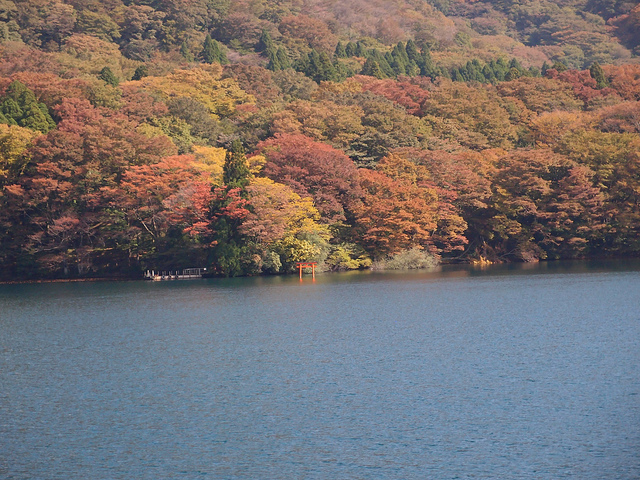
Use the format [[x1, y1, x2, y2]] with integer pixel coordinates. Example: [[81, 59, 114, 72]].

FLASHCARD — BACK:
[[1, 260, 639, 479]]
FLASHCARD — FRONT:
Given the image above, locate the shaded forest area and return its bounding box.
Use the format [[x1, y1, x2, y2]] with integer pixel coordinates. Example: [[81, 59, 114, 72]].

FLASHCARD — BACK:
[[0, 0, 639, 279]]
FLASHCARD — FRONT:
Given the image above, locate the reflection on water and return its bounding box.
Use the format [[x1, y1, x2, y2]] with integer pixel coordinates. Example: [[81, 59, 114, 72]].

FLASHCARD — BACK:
[[1, 260, 639, 479]]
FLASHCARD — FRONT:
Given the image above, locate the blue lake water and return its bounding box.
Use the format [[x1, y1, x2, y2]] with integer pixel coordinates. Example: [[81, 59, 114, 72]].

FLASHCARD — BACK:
[[1, 260, 639, 479]]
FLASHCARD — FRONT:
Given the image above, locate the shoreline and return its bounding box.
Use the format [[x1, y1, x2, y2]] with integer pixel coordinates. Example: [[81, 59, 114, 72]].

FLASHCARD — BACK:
[[0, 276, 134, 286], [1, 255, 638, 285]]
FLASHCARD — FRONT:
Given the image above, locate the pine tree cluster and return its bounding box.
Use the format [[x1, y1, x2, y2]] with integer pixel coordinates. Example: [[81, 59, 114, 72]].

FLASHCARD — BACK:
[[0, 81, 56, 133], [201, 34, 228, 65]]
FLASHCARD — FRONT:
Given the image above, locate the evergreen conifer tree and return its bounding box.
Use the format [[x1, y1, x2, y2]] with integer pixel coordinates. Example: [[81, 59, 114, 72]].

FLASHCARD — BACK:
[[267, 47, 280, 71], [589, 62, 608, 89], [223, 140, 251, 191], [393, 42, 410, 66], [257, 30, 274, 53], [420, 50, 437, 79], [505, 67, 521, 81], [468, 59, 485, 82], [345, 41, 357, 57], [276, 47, 290, 70], [216, 39, 228, 65], [300, 50, 338, 82], [334, 57, 354, 81], [38, 103, 56, 131], [210, 140, 252, 276], [201, 34, 216, 63], [180, 42, 194, 62], [1, 98, 22, 122], [132, 65, 148, 81], [405, 39, 420, 64], [201, 34, 227, 64], [463, 62, 474, 81], [361, 58, 385, 79], [509, 58, 522, 70], [303, 49, 322, 80], [367, 50, 394, 77], [494, 58, 509, 81], [334, 41, 346, 58], [390, 44, 409, 76], [20, 103, 51, 132], [384, 51, 394, 66], [483, 65, 497, 83], [541, 62, 550, 77], [552, 61, 567, 72], [317, 51, 337, 81], [0, 81, 55, 133], [99, 67, 119, 86], [389, 58, 405, 76]]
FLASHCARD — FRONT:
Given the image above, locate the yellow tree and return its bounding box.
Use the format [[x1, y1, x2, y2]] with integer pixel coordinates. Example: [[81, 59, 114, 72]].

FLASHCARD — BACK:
[[529, 111, 591, 148], [125, 65, 255, 118], [0, 124, 40, 184], [192, 145, 227, 183], [422, 79, 518, 150], [240, 177, 331, 272]]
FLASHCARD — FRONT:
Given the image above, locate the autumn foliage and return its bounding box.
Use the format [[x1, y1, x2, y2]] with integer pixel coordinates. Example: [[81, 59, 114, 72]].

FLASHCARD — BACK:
[[0, 1, 639, 279]]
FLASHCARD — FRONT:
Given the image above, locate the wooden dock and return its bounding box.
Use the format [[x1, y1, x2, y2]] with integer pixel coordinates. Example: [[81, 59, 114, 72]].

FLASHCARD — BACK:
[[144, 268, 206, 281]]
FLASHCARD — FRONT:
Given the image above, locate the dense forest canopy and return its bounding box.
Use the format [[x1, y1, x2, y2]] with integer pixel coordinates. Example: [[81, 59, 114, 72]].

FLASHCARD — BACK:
[[0, 0, 639, 279]]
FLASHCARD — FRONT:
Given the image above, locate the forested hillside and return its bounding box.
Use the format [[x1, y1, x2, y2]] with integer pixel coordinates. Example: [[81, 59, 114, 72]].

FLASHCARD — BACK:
[[0, 0, 639, 279]]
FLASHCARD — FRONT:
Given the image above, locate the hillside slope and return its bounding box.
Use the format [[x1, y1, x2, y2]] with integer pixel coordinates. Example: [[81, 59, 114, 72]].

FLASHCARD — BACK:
[[0, 0, 639, 279]]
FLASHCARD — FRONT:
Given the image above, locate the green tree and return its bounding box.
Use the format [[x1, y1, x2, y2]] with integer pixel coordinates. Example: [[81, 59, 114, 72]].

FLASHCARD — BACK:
[[267, 46, 290, 71], [276, 47, 290, 70], [492, 58, 509, 81], [335, 41, 347, 58], [201, 34, 227, 64], [345, 41, 357, 57], [405, 40, 421, 64], [256, 29, 274, 53], [505, 67, 521, 81], [553, 61, 568, 73], [266, 46, 281, 71], [0, 98, 20, 124], [361, 58, 385, 79], [483, 65, 497, 83], [420, 49, 437, 79], [333, 57, 354, 81], [366, 49, 394, 77], [297, 49, 338, 82], [132, 65, 149, 81], [201, 34, 217, 63], [589, 62, 609, 89], [390, 44, 408, 76], [208, 143, 254, 276], [207, 186, 251, 276], [223, 139, 251, 190], [20, 102, 52, 133], [0, 81, 55, 133], [180, 42, 194, 62], [98, 66, 119, 87]]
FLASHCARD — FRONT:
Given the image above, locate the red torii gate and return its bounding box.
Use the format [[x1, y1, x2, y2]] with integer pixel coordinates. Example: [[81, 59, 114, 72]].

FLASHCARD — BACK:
[[295, 262, 317, 280]]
